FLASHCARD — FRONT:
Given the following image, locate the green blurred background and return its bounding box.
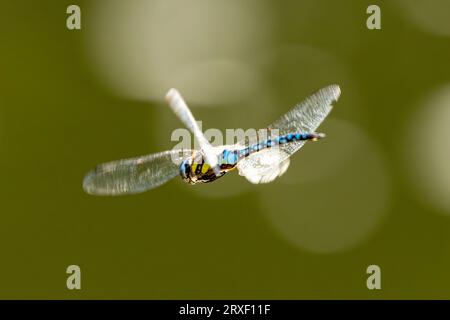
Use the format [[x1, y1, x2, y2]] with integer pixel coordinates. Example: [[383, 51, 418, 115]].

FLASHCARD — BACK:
[[1, 0, 450, 299]]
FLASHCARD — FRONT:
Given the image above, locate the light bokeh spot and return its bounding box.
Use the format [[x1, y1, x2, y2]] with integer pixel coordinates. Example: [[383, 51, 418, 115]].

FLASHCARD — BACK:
[[255, 45, 360, 119], [86, 0, 275, 106], [260, 120, 390, 254], [405, 85, 450, 214], [281, 119, 362, 184], [396, 0, 450, 37]]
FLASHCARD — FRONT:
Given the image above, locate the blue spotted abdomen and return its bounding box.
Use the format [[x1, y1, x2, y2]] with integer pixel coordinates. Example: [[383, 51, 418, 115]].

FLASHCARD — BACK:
[[227, 132, 324, 161]]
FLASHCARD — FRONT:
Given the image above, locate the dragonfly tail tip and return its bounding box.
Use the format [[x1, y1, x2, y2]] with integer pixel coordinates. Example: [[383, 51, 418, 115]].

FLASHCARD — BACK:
[[311, 132, 326, 141]]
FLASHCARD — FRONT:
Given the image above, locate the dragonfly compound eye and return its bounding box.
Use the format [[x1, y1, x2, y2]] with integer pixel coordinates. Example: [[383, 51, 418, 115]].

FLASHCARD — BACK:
[[179, 158, 193, 181]]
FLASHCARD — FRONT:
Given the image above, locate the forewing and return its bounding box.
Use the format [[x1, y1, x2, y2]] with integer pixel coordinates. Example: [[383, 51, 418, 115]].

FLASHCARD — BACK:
[[268, 84, 340, 158], [83, 149, 193, 196], [235, 85, 340, 183], [166, 89, 219, 174]]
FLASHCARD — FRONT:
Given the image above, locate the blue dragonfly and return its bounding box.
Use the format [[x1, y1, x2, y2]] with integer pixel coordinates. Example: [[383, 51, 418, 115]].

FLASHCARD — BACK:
[[83, 85, 341, 195]]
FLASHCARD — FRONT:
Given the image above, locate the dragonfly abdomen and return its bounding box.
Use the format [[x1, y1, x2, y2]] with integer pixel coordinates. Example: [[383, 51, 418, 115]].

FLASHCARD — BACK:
[[237, 132, 325, 159]]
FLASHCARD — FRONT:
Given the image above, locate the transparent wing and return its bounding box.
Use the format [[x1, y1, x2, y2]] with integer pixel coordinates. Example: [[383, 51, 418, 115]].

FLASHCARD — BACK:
[[267, 84, 340, 158], [83, 149, 193, 196], [165, 89, 219, 175], [237, 148, 290, 184], [235, 85, 341, 182], [235, 85, 340, 152]]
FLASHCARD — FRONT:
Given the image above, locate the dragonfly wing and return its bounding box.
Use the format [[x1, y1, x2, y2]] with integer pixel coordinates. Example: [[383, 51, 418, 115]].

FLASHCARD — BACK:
[[165, 89, 219, 174], [235, 85, 340, 149], [237, 148, 290, 184], [83, 149, 193, 196], [268, 84, 341, 159], [235, 85, 340, 183]]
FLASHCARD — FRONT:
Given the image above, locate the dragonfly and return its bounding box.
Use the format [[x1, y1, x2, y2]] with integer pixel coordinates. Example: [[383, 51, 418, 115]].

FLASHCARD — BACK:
[[83, 85, 341, 196]]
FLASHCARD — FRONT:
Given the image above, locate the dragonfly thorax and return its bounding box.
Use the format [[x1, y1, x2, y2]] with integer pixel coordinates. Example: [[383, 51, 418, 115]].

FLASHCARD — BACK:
[[179, 152, 228, 185]]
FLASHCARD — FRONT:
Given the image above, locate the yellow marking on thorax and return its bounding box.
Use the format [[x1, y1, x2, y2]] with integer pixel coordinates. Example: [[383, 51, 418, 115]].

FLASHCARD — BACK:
[[191, 163, 210, 174], [201, 164, 210, 173]]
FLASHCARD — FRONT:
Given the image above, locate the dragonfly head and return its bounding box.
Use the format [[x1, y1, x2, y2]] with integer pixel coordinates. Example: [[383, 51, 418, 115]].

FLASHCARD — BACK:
[[179, 157, 194, 183], [179, 154, 228, 185]]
